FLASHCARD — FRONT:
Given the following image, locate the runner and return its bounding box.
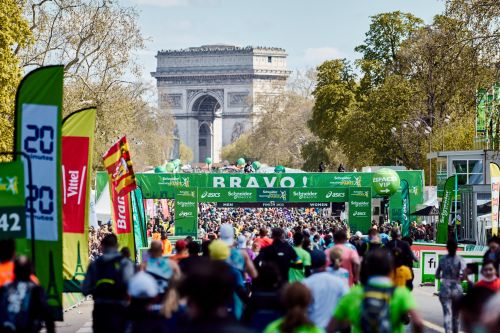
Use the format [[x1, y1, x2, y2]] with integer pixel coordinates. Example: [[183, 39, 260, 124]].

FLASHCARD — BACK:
[[327, 248, 423, 333], [325, 230, 360, 286], [435, 239, 466, 333]]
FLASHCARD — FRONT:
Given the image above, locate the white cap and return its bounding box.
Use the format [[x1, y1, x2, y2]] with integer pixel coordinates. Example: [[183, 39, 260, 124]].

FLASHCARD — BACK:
[[128, 271, 158, 299], [355, 231, 363, 238], [219, 223, 234, 246]]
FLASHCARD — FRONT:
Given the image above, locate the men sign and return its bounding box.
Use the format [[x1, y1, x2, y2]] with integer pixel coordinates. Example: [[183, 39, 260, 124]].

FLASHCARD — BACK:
[[0, 161, 26, 239]]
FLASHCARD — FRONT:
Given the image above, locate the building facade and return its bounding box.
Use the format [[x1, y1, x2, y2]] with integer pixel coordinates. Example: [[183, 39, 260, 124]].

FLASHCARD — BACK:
[[152, 45, 290, 163]]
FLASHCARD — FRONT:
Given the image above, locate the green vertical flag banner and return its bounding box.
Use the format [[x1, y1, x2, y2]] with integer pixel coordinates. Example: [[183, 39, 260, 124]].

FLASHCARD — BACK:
[[95, 171, 109, 202], [437, 175, 456, 244], [0, 161, 26, 239], [14, 65, 64, 320], [131, 188, 147, 251], [476, 88, 487, 133], [175, 189, 198, 237], [400, 180, 410, 237], [348, 187, 372, 233]]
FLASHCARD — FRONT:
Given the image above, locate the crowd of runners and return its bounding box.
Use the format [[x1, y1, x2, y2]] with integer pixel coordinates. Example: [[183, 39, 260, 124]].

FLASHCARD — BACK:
[[1, 204, 500, 333], [82, 203, 500, 333]]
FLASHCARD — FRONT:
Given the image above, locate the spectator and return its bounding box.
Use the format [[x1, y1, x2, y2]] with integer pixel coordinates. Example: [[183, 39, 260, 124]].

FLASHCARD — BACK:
[[0, 256, 54, 333], [82, 233, 134, 333], [327, 248, 423, 333], [474, 260, 500, 291], [435, 239, 466, 333], [263, 282, 323, 333], [483, 236, 500, 274]]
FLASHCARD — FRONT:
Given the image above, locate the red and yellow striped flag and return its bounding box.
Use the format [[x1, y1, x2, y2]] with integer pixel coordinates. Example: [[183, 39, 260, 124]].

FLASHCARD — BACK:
[[102, 136, 137, 196]]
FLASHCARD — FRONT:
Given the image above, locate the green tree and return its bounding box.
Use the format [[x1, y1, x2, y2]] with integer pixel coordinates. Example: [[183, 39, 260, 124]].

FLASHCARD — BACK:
[[0, 0, 31, 155], [301, 139, 345, 172], [308, 59, 357, 142], [355, 11, 423, 90]]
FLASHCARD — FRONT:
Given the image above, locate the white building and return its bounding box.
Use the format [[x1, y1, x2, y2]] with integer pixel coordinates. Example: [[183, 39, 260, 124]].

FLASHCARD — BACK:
[[152, 45, 290, 163]]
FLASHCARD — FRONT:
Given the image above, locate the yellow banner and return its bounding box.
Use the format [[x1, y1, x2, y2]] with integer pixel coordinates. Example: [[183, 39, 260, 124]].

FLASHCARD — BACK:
[[490, 163, 500, 236], [61, 108, 96, 292]]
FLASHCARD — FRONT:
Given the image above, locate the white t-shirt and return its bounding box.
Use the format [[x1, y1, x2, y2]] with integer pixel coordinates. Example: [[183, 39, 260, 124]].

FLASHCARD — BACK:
[[302, 272, 349, 329]]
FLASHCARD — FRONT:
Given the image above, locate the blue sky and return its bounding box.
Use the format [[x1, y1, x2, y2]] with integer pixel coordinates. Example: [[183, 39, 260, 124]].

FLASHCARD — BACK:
[[125, 0, 445, 82]]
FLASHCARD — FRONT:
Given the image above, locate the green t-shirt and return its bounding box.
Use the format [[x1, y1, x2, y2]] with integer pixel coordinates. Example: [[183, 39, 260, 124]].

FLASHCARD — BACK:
[[289, 246, 312, 282], [263, 318, 325, 333], [333, 280, 416, 333]]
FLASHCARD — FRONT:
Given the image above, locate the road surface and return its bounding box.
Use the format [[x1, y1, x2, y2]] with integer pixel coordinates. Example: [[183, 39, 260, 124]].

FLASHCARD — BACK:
[[54, 285, 451, 333]]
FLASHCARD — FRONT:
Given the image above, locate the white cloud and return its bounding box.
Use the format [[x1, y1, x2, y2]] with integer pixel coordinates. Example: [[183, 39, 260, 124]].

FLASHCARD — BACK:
[[303, 47, 343, 65]]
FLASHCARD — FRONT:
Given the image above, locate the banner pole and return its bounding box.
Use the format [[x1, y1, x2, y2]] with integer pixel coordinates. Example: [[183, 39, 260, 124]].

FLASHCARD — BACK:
[[0, 151, 35, 271]]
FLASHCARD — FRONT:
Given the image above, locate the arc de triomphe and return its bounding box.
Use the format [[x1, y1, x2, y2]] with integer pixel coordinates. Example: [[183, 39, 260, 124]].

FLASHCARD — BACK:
[[152, 45, 290, 163]]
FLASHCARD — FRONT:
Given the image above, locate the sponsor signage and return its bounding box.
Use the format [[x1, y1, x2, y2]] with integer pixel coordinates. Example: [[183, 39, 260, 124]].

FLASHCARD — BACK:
[[348, 187, 372, 233], [256, 188, 289, 202], [175, 189, 198, 237], [62, 136, 89, 233], [0, 161, 26, 239]]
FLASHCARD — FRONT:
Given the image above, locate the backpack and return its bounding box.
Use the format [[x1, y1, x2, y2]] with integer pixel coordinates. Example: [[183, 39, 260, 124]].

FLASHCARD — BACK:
[[94, 255, 127, 299], [360, 285, 394, 333], [0, 281, 35, 332]]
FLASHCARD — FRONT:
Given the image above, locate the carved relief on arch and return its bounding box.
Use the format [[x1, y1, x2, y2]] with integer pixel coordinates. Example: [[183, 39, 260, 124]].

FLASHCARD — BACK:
[[231, 122, 244, 142]]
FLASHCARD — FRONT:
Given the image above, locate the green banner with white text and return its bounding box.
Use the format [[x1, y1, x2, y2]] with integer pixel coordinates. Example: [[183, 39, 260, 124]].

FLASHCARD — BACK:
[[15, 66, 64, 320], [0, 161, 26, 239], [175, 189, 198, 237], [437, 175, 456, 244], [348, 187, 372, 233]]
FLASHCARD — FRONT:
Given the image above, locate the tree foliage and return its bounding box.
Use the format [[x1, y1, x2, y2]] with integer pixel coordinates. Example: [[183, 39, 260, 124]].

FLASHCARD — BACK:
[[13, 0, 173, 172], [0, 0, 31, 155], [309, 7, 497, 174]]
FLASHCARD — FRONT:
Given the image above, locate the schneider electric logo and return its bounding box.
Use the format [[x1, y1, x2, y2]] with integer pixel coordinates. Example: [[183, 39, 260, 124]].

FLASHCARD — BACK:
[[178, 211, 194, 218], [201, 191, 221, 199], [292, 191, 318, 200], [177, 201, 195, 208], [178, 190, 195, 197], [351, 201, 369, 208], [228, 191, 253, 200], [325, 191, 345, 199]]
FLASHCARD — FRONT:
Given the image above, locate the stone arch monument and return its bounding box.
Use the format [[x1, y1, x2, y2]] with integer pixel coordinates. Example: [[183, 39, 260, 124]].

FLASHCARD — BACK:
[[152, 45, 290, 163]]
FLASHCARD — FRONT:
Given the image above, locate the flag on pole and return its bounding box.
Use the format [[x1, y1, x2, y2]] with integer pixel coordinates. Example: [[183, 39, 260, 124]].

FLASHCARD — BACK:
[[14, 65, 64, 320], [102, 136, 136, 196], [61, 108, 96, 292], [437, 175, 456, 243], [490, 163, 500, 236]]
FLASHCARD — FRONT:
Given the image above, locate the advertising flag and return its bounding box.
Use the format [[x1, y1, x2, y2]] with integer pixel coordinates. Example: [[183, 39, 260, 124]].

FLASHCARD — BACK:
[[109, 180, 135, 259], [61, 108, 96, 292], [0, 161, 25, 239], [14, 65, 64, 319], [437, 175, 456, 243], [103, 136, 137, 196], [401, 180, 410, 237], [476, 88, 487, 133], [490, 163, 500, 236]]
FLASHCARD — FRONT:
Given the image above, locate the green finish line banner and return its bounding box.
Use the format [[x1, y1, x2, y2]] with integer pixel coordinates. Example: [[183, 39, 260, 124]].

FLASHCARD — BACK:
[[196, 187, 348, 203], [0, 161, 26, 239]]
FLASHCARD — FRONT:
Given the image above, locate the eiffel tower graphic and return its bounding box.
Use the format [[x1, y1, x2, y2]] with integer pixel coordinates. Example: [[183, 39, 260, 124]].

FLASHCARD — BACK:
[[46, 251, 61, 308], [72, 241, 86, 281]]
